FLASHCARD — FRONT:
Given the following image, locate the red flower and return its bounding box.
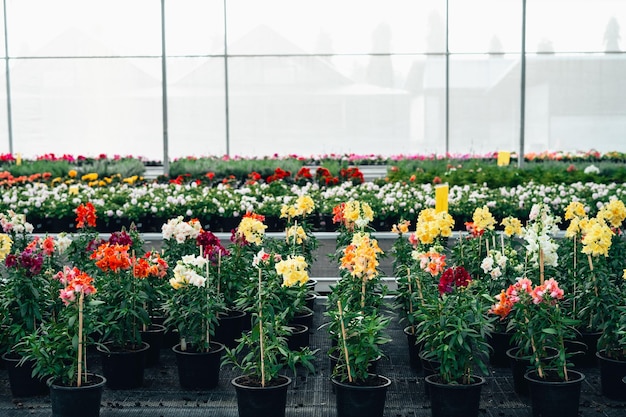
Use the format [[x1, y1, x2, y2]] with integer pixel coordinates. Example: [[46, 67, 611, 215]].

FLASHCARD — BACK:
[[75, 202, 97, 229], [438, 266, 472, 295]]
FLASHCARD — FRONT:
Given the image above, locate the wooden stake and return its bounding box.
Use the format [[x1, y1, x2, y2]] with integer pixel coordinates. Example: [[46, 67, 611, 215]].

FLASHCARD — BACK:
[[539, 249, 545, 285], [407, 268, 415, 335], [337, 300, 353, 383], [77, 292, 84, 387], [258, 269, 266, 387]]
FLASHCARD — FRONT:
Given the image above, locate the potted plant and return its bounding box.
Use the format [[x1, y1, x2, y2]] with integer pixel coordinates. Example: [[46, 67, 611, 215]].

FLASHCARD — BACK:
[[416, 265, 493, 417], [0, 233, 64, 397], [580, 199, 626, 400], [223, 244, 316, 417], [218, 212, 269, 345], [391, 208, 454, 371], [89, 241, 152, 389], [15, 265, 105, 417], [164, 252, 226, 389], [490, 276, 583, 417], [557, 201, 611, 367], [271, 194, 320, 328], [324, 204, 392, 417]]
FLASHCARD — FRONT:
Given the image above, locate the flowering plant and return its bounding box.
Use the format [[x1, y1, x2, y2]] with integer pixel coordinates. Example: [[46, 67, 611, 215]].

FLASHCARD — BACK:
[[223, 247, 316, 387], [0, 210, 34, 252], [0, 235, 65, 351], [393, 209, 453, 334], [326, 227, 390, 384], [331, 200, 375, 255], [164, 253, 225, 352], [160, 216, 203, 265], [90, 242, 151, 349], [221, 212, 268, 310], [578, 199, 626, 359], [15, 266, 101, 387], [416, 265, 493, 384], [65, 202, 104, 273], [489, 277, 577, 381]]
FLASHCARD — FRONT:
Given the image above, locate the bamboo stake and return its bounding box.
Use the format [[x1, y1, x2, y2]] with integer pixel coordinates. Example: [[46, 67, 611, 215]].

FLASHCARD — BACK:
[[588, 254, 598, 297], [258, 269, 266, 387], [337, 300, 353, 383], [407, 268, 414, 335], [217, 251, 221, 295], [539, 249, 545, 285], [77, 292, 84, 387], [361, 277, 366, 309], [206, 258, 210, 349]]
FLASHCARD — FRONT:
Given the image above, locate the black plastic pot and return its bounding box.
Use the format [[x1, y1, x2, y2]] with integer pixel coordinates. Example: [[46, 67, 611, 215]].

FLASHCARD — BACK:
[[426, 374, 485, 417], [173, 342, 225, 390], [96, 342, 150, 390], [332, 374, 391, 417], [140, 323, 166, 367], [524, 369, 585, 417], [596, 349, 626, 400], [506, 346, 558, 396], [232, 374, 291, 417], [214, 309, 246, 349], [1, 352, 49, 397], [48, 373, 106, 417]]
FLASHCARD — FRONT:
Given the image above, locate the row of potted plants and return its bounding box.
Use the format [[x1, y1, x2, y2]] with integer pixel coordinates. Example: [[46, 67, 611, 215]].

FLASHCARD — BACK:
[[3, 179, 626, 233], [0, 195, 325, 417], [3, 150, 626, 188], [3, 190, 626, 416], [391, 198, 626, 417]]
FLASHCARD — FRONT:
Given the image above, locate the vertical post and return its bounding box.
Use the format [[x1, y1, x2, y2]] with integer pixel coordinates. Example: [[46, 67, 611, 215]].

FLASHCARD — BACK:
[[223, 0, 231, 156], [3, 0, 13, 155], [517, 0, 526, 168], [445, 0, 450, 155], [161, 0, 170, 174]]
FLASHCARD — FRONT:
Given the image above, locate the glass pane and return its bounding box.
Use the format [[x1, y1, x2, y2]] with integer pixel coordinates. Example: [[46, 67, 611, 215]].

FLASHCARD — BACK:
[[527, 0, 626, 53], [448, 55, 522, 155], [227, 0, 446, 55], [449, 0, 523, 53], [0, 69, 8, 154], [10, 58, 163, 160], [227, 55, 439, 157], [166, 0, 225, 56], [167, 57, 227, 158], [525, 54, 626, 153], [6, 0, 161, 57]]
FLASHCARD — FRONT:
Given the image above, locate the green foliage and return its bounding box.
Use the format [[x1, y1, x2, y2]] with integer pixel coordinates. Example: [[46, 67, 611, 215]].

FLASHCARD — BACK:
[[14, 299, 102, 386], [416, 284, 494, 385], [6, 159, 72, 178], [326, 299, 391, 383], [163, 254, 225, 352], [223, 265, 316, 385], [77, 157, 145, 178]]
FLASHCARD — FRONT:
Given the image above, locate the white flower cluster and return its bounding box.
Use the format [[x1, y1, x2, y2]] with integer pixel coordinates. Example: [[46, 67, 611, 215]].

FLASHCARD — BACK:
[[161, 216, 202, 243], [171, 254, 209, 288], [521, 203, 561, 268]]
